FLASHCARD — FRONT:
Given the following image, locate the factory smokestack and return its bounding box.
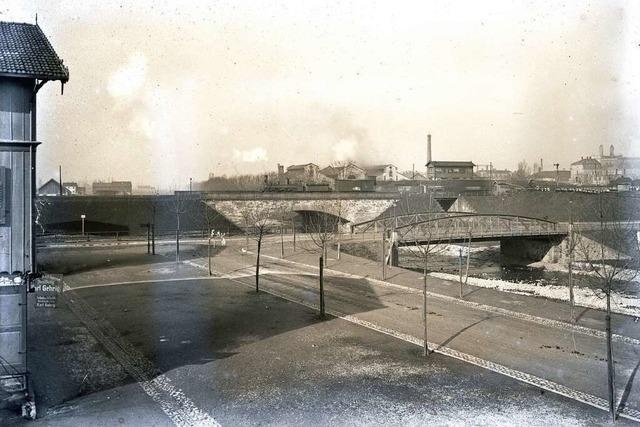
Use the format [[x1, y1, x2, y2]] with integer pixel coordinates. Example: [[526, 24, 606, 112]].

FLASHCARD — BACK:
[[427, 134, 432, 164], [599, 145, 604, 158]]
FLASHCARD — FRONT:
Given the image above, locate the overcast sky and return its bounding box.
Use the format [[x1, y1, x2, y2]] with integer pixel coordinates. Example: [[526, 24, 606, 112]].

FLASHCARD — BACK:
[[2, 1, 639, 190]]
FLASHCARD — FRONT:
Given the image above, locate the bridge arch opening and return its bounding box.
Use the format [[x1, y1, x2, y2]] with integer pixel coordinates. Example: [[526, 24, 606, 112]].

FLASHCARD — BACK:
[[294, 210, 350, 233]]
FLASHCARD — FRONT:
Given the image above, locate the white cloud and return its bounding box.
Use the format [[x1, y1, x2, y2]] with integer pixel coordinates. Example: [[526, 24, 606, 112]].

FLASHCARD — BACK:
[[233, 147, 268, 163], [107, 53, 147, 99], [332, 138, 357, 161]]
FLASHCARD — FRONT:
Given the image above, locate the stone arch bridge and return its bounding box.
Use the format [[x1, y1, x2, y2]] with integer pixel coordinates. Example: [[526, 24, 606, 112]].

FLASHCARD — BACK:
[[202, 191, 397, 230]]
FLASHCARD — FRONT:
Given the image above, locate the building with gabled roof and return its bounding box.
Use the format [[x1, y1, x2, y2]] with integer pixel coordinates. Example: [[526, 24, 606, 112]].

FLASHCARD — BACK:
[[321, 162, 366, 180], [426, 161, 475, 180], [37, 178, 72, 196], [0, 21, 69, 83], [284, 163, 331, 184], [1, 20, 69, 405], [364, 164, 407, 181], [570, 157, 603, 185]]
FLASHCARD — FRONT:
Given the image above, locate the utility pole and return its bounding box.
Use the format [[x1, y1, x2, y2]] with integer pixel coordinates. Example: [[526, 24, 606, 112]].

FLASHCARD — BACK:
[[59, 165, 63, 196], [189, 177, 192, 193]]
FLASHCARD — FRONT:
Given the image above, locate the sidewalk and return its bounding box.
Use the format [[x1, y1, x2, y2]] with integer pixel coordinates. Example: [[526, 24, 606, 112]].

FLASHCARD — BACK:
[[252, 240, 640, 343], [197, 239, 640, 421]]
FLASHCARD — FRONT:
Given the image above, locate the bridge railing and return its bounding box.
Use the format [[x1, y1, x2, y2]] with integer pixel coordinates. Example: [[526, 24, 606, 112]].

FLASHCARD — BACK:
[[387, 213, 567, 244]]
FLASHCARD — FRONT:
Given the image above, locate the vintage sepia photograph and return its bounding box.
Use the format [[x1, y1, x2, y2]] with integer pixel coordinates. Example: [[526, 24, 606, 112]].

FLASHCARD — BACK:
[[0, 1, 639, 425]]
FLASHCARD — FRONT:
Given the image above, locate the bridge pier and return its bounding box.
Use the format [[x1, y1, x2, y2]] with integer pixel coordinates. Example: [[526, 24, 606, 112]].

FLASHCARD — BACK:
[[391, 242, 399, 267], [500, 236, 565, 264]]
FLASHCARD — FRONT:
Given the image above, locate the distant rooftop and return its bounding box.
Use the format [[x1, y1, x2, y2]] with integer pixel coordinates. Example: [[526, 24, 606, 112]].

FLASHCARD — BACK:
[[0, 21, 69, 82], [287, 163, 318, 170], [426, 161, 475, 167], [571, 157, 601, 167]]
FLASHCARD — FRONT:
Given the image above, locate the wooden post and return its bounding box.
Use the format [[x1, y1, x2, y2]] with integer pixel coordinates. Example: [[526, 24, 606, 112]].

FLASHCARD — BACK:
[[292, 217, 296, 252], [319, 256, 325, 318], [147, 224, 150, 254]]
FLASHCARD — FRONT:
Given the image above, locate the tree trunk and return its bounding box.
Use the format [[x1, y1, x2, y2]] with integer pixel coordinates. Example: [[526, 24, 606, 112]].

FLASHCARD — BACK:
[[569, 255, 574, 323], [319, 256, 325, 318], [568, 224, 575, 323], [208, 237, 212, 276], [292, 218, 296, 251], [256, 237, 261, 293], [337, 225, 341, 260], [176, 213, 181, 264], [176, 229, 180, 263], [458, 248, 463, 298], [423, 256, 429, 357], [465, 234, 471, 286], [323, 243, 327, 267], [280, 224, 284, 258], [381, 230, 386, 280], [606, 291, 616, 421]]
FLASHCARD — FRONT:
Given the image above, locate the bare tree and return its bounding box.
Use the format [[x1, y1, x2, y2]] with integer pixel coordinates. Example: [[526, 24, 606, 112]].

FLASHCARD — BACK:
[[565, 199, 580, 323], [304, 199, 344, 267], [575, 193, 640, 421], [396, 195, 449, 357], [200, 199, 222, 276], [173, 192, 187, 264], [514, 160, 531, 179], [244, 201, 281, 293]]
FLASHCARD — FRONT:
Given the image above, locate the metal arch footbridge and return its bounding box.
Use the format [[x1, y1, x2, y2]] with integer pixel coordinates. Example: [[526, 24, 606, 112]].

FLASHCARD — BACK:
[[351, 211, 568, 245]]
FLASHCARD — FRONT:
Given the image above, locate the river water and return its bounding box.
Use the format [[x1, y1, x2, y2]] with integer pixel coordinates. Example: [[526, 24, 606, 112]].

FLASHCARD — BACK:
[[397, 242, 572, 285]]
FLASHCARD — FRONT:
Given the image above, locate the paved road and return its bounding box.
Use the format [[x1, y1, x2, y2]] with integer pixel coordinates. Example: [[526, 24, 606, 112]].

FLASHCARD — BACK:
[[23, 241, 640, 424], [181, 240, 640, 422], [39, 267, 629, 426]]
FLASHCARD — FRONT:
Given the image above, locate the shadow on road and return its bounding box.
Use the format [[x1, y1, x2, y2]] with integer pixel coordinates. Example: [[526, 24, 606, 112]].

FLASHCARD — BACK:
[[435, 315, 495, 352], [617, 356, 640, 418]]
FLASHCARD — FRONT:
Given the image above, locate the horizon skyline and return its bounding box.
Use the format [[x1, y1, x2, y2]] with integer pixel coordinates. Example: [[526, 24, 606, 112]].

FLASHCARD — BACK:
[[3, 1, 638, 189]]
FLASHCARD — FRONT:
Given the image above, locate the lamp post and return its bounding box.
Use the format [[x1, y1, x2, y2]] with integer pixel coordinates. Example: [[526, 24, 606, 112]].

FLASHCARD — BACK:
[[81, 214, 86, 236]]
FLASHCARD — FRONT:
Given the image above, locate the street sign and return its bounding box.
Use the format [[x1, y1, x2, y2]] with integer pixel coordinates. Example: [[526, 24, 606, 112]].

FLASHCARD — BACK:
[[33, 278, 61, 309]]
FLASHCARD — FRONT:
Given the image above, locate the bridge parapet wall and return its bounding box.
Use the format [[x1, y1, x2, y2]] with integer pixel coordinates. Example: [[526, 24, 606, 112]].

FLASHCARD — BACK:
[[209, 199, 396, 230]]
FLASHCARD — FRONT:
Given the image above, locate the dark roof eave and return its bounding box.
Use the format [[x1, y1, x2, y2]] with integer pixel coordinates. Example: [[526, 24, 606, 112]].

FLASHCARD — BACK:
[[0, 70, 69, 83], [426, 161, 476, 167]]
